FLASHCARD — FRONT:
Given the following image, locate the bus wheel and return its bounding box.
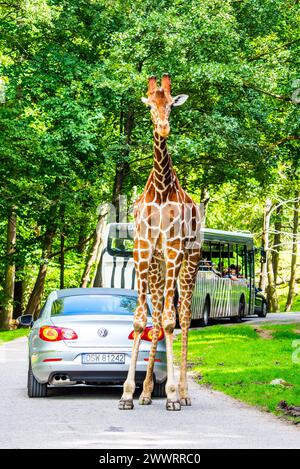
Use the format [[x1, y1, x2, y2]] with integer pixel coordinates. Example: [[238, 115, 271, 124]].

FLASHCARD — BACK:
[[258, 301, 268, 318], [200, 299, 210, 327], [230, 297, 245, 323]]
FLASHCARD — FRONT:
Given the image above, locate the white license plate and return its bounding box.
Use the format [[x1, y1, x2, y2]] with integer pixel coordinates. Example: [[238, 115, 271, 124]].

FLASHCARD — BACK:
[[81, 353, 125, 364]]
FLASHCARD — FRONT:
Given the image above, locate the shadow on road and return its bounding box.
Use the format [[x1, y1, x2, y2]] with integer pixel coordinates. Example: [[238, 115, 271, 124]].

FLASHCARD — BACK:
[[46, 384, 142, 400]]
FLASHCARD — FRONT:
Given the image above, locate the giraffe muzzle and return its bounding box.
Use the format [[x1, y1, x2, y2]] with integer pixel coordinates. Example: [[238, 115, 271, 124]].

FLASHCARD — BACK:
[[157, 122, 170, 138]]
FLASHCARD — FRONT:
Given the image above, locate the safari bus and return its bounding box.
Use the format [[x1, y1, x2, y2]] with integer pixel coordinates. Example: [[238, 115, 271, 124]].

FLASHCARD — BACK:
[[94, 223, 267, 324]]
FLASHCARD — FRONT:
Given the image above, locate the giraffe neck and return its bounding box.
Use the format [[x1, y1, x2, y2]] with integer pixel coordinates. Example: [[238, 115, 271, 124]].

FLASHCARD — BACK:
[[153, 131, 174, 192]]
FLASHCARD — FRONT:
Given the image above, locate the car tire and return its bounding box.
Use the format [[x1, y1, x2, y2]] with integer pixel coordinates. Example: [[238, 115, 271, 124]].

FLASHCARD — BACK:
[[258, 301, 268, 318], [153, 380, 167, 398], [27, 362, 47, 398]]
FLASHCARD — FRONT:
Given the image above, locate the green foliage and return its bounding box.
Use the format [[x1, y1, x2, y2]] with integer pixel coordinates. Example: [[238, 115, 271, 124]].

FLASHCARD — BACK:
[[0, 0, 299, 310]]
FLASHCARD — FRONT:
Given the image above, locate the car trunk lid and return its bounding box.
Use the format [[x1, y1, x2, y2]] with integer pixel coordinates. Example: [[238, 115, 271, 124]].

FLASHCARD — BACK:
[[50, 315, 152, 348]]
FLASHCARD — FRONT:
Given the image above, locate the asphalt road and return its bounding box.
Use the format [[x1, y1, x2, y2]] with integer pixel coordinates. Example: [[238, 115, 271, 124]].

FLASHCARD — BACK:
[[243, 311, 300, 324], [192, 311, 300, 329], [0, 337, 299, 449]]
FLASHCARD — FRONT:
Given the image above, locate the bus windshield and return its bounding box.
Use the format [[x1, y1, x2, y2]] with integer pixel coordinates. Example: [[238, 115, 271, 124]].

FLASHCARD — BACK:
[[107, 225, 134, 257]]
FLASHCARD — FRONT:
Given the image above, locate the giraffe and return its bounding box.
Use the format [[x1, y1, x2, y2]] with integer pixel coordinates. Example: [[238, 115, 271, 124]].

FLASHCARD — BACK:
[[119, 74, 202, 411]]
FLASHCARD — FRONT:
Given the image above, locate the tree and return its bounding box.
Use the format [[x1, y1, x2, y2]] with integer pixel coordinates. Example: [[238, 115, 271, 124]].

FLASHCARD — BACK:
[[286, 191, 300, 311], [0, 0, 299, 323], [0, 210, 16, 329]]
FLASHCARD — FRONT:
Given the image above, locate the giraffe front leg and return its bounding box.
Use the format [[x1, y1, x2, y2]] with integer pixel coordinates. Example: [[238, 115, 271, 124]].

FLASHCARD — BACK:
[[119, 241, 151, 410], [139, 259, 164, 405], [164, 328, 181, 411], [163, 250, 184, 411], [118, 329, 141, 410], [139, 323, 161, 405], [119, 301, 148, 410]]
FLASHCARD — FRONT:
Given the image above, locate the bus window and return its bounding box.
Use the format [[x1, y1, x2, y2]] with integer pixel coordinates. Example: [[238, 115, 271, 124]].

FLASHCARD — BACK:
[[236, 244, 246, 278], [199, 242, 212, 271], [246, 249, 254, 279], [210, 243, 222, 274]]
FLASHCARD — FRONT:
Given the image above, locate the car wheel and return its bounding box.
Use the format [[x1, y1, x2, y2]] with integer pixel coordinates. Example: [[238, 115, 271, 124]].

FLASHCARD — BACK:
[[258, 301, 268, 318], [153, 380, 167, 398], [27, 362, 47, 398]]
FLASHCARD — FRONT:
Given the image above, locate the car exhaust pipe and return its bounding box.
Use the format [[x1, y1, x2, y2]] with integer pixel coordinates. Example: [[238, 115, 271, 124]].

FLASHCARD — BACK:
[[50, 374, 76, 385]]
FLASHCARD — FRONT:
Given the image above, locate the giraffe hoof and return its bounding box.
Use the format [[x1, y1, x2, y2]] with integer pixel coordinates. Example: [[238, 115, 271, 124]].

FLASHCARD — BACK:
[[118, 399, 134, 410], [180, 397, 192, 406], [166, 399, 181, 411], [139, 396, 152, 405]]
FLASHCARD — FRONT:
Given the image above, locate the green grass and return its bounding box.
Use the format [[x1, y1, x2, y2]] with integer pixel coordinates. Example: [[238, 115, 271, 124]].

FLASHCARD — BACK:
[[174, 323, 300, 424], [0, 328, 29, 343]]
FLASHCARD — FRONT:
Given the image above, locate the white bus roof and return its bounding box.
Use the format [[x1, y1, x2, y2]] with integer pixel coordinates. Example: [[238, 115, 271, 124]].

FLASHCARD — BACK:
[[202, 228, 253, 246], [106, 223, 254, 247]]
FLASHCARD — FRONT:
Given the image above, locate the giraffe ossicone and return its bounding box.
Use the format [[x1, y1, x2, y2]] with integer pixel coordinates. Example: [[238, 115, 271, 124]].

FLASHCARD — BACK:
[[118, 74, 202, 411]]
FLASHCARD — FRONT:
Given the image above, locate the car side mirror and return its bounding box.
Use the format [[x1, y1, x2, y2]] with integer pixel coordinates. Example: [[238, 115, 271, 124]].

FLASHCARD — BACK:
[[17, 314, 34, 328]]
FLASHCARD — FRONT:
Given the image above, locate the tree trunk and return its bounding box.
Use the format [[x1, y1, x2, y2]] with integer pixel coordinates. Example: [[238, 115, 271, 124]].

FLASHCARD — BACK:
[[0, 211, 17, 330], [112, 105, 134, 221], [259, 199, 271, 291], [81, 206, 108, 288], [285, 191, 299, 312], [260, 199, 279, 312], [91, 237, 105, 287], [77, 202, 90, 254], [13, 279, 24, 319], [59, 231, 65, 290], [200, 186, 210, 226], [25, 230, 54, 319], [267, 252, 280, 313], [272, 205, 282, 285], [59, 205, 65, 290], [112, 160, 130, 222], [13, 254, 26, 319]]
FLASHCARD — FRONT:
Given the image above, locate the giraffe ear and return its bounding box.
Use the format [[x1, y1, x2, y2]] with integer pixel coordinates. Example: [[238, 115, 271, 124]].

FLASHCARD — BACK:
[[141, 97, 150, 105], [172, 94, 189, 107]]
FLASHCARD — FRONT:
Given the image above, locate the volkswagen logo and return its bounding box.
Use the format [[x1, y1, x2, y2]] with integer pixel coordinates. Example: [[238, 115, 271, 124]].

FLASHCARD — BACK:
[[97, 328, 108, 338]]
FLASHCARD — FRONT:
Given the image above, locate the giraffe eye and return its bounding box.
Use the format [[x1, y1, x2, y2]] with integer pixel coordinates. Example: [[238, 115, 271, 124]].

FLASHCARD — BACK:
[[147, 105, 152, 109]]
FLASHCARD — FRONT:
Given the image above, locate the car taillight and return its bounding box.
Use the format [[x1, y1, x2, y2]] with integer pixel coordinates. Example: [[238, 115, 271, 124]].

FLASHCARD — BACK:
[[39, 326, 78, 342], [128, 326, 164, 342]]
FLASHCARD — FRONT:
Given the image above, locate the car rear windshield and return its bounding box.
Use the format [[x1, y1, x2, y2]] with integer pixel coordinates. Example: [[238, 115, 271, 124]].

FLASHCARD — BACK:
[[51, 295, 141, 317]]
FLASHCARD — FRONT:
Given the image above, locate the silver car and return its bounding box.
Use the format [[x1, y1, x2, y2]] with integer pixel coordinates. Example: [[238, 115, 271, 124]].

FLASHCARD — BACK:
[[18, 288, 167, 398]]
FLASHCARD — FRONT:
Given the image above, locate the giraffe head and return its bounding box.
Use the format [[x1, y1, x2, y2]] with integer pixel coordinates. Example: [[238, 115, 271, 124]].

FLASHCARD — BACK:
[[141, 74, 188, 139]]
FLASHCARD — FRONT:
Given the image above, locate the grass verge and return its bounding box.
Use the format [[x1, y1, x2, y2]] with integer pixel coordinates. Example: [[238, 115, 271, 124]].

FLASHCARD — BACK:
[[0, 328, 29, 343], [174, 323, 300, 424]]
